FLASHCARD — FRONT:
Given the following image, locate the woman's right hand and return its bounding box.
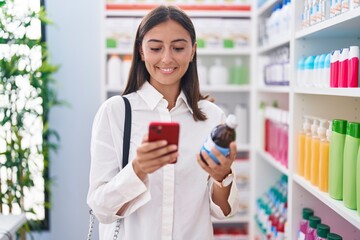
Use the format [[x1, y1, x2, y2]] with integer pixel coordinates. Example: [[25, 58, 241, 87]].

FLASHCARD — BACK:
[[132, 134, 178, 180]]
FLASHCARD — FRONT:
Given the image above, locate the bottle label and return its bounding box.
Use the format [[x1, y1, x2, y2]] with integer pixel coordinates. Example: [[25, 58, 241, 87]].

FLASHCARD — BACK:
[[201, 137, 230, 164]]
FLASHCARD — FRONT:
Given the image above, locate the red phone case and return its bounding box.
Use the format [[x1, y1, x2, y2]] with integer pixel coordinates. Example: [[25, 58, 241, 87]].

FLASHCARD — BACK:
[[148, 122, 180, 146]]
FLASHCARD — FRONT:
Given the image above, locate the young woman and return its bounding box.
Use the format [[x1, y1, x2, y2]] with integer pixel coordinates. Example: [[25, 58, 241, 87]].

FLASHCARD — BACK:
[[87, 5, 240, 240]]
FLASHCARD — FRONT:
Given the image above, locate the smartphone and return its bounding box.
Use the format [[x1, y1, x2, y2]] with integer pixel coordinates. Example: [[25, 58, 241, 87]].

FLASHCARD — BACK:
[[148, 122, 180, 147]]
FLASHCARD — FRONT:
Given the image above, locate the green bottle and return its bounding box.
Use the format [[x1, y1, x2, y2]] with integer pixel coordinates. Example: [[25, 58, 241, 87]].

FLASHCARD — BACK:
[[343, 122, 360, 209], [357, 145, 360, 214], [328, 119, 347, 200], [327, 232, 343, 240], [229, 58, 248, 85]]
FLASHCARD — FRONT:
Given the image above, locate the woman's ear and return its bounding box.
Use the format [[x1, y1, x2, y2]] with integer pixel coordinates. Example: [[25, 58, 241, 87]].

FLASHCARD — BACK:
[[191, 42, 197, 62]]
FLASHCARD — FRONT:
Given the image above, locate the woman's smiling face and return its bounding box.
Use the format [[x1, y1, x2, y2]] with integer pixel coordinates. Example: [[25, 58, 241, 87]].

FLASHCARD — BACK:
[[140, 19, 196, 90]]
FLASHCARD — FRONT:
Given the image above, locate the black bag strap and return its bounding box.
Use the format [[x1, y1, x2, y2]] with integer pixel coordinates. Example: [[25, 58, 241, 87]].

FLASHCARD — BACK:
[[122, 96, 131, 168], [87, 96, 132, 240]]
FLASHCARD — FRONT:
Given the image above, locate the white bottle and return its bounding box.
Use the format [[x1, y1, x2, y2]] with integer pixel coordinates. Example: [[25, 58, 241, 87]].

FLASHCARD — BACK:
[[209, 58, 228, 86], [234, 104, 248, 145], [122, 55, 132, 88], [341, 0, 350, 12], [197, 59, 208, 87], [107, 54, 122, 90]]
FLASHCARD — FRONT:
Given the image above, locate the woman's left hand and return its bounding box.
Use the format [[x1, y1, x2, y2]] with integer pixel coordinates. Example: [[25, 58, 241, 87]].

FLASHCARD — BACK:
[[196, 141, 237, 182]]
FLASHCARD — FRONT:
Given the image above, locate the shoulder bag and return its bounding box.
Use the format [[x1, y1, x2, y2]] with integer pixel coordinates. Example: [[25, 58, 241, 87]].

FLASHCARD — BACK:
[[87, 96, 132, 240]]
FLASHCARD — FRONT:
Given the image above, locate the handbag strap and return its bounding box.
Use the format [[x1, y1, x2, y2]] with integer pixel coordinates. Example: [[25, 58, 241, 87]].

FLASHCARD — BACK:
[[122, 96, 131, 168], [87, 96, 132, 240]]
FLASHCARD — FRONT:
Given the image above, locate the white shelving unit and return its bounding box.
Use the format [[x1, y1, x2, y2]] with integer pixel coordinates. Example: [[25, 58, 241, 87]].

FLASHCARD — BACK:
[[251, 0, 360, 239], [101, 2, 253, 236]]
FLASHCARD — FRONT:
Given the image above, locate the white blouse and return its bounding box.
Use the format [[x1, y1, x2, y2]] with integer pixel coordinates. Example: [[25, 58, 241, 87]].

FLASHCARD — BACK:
[[87, 81, 240, 240]]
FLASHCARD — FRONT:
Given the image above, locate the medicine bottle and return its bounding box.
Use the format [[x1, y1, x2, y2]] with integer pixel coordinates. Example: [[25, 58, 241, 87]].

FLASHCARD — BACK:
[[201, 115, 237, 164]]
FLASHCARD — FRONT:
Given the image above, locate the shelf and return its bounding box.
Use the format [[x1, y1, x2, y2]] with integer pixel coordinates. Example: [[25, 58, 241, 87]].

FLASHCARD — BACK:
[[236, 144, 251, 152], [198, 48, 251, 56], [257, 37, 290, 54], [295, 7, 360, 39], [294, 88, 360, 98], [212, 214, 249, 224], [257, 85, 290, 94], [201, 85, 250, 92], [257, 0, 282, 17], [293, 175, 360, 230], [256, 150, 289, 176]]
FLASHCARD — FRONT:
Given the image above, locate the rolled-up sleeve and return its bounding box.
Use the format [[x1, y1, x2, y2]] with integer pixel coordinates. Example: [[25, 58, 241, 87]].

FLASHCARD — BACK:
[[87, 99, 151, 224]]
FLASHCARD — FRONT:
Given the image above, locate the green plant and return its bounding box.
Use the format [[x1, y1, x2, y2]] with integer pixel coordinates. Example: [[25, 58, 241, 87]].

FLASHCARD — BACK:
[[0, 0, 62, 233]]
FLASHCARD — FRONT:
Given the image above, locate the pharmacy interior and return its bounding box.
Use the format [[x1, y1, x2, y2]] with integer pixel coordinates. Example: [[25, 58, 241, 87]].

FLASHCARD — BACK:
[[103, 0, 360, 239]]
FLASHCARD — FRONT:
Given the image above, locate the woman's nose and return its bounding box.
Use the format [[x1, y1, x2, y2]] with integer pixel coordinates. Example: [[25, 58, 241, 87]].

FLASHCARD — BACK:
[[161, 49, 173, 64]]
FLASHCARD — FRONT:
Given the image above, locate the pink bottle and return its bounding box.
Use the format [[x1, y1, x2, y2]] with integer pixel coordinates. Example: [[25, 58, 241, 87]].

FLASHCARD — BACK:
[[330, 50, 340, 87], [348, 46, 359, 87], [306, 216, 321, 240], [338, 48, 349, 87]]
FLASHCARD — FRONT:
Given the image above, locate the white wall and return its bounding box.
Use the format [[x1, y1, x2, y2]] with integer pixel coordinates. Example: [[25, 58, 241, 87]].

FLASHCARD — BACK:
[[32, 0, 101, 239]]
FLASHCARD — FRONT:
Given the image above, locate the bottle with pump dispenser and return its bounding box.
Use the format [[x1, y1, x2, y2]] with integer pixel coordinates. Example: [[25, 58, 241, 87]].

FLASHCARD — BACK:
[[348, 46, 359, 87], [318, 120, 331, 192], [200, 115, 237, 164], [310, 118, 322, 186], [298, 117, 311, 177], [305, 117, 316, 180], [328, 119, 347, 200], [343, 122, 360, 209]]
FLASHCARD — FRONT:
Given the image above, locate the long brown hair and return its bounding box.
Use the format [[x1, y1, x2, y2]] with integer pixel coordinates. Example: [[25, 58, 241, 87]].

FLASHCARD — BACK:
[[122, 5, 207, 121]]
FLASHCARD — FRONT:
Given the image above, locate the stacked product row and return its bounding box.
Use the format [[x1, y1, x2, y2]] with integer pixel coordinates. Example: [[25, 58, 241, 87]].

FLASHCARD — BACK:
[[297, 208, 344, 240], [255, 175, 288, 240], [263, 47, 290, 86], [258, 0, 291, 46], [105, 17, 251, 51], [297, 117, 360, 212], [297, 45, 359, 88], [301, 0, 360, 29], [264, 106, 289, 168], [198, 57, 249, 87]]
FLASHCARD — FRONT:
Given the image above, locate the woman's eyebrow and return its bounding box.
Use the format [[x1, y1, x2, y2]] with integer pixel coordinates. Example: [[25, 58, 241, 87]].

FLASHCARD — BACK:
[[147, 38, 189, 43]]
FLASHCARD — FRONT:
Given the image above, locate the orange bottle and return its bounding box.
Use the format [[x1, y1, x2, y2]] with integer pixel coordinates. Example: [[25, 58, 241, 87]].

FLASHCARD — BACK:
[[319, 121, 331, 192], [298, 117, 311, 176], [310, 118, 320, 185], [304, 117, 314, 180]]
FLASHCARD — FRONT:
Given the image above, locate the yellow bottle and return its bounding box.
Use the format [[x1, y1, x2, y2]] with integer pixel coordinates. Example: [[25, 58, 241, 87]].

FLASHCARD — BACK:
[[319, 121, 331, 192], [310, 118, 320, 185], [298, 117, 311, 176], [304, 118, 314, 180]]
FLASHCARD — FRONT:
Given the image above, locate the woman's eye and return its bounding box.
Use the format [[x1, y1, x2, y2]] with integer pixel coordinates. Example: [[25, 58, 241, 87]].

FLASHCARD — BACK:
[[150, 48, 161, 52], [174, 47, 184, 52]]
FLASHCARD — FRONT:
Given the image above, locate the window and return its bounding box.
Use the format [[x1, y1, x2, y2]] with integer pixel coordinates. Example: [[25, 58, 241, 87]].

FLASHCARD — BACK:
[[0, 0, 51, 229]]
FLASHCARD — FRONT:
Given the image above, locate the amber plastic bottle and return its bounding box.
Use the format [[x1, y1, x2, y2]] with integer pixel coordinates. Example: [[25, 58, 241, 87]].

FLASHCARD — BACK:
[[201, 114, 237, 164]]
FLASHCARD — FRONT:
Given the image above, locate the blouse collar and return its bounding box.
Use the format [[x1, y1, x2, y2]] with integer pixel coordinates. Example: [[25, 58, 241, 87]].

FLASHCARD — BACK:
[[137, 81, 193, 114]]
